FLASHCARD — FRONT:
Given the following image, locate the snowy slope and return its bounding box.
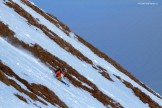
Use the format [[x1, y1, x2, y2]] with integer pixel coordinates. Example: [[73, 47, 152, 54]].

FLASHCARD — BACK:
[[0, 0, 162, 108]]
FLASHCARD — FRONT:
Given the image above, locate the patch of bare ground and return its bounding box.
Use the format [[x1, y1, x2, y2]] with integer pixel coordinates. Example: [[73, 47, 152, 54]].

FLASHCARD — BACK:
[[21, 0, 71, 35], [5, 0, 113, 82], [0, 22, 15, 37], [0, 21, 122, 107], [0, 61, 68, 108], [76, 34, 162, 99], [93, 65, 114, 81], [14, 93, 28, 103], [115, 75, 162, 108]]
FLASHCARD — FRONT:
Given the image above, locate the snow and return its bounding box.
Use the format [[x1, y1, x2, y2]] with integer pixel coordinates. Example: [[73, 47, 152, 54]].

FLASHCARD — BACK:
[[0, 0, 162, 108], [0, 80, 49, 108], [0, 37, 105, 108], [71, 75, 92, 90]]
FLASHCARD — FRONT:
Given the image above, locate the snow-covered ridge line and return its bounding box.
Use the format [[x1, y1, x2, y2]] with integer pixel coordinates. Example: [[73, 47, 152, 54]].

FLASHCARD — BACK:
[[13, 0, 162, 104], [6, 0, 159, 102]]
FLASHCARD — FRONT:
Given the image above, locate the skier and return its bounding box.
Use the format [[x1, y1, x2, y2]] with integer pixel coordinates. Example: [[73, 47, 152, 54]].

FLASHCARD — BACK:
[[54, 68, 70, 87], [55, 68, 65, 81]]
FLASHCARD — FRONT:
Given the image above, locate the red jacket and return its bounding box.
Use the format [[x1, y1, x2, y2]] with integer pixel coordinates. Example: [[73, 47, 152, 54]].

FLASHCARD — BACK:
[[55, 69, 65, 77]]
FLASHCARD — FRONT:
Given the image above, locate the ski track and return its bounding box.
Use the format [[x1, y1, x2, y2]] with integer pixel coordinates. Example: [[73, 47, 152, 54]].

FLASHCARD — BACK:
[[0, 0, 162, 108]]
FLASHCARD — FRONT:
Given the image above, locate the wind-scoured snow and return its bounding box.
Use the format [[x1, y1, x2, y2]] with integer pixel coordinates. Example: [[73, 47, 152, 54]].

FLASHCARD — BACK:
[[0, 0, 162, 108]]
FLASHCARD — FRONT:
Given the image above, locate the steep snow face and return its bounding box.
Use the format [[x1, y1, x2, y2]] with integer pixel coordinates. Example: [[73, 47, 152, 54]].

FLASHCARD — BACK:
[[0, 37, 105, 108], [0, 0, 162, 108]]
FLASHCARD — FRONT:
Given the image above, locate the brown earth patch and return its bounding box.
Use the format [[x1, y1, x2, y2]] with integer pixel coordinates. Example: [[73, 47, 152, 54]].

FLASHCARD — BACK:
[[115, 75, 162, 108], [96, 65, 114, 81], [14, 93, 28, 103], [0, 21, 15, 37]]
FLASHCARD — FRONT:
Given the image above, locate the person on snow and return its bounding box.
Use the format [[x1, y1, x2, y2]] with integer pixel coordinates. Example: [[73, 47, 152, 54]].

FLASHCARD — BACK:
[[55, 68, 65, 81], [54, 68, 70, 87]]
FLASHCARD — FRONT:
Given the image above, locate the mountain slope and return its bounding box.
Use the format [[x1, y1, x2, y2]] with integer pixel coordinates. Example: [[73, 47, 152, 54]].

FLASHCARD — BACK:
[[0, 0, 162, 108]]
